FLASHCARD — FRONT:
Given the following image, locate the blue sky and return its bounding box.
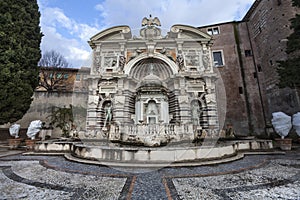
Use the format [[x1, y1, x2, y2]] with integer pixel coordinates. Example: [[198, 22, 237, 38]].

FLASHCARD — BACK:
[[37, 0, 255, 68]]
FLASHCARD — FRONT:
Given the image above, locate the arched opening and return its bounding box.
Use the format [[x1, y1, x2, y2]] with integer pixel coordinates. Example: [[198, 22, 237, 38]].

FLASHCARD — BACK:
[[129, 58, 174, 80]]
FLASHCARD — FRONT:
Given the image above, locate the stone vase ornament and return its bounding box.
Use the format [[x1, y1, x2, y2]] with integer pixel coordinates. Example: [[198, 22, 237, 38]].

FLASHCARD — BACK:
[[272, 112, 292, 150], [8, 124, 21, 149]]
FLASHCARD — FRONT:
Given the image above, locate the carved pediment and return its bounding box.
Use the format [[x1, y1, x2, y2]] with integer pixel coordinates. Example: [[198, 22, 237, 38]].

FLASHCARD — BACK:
[[169, 24, 212, 41], [89, 26, 132, 47]]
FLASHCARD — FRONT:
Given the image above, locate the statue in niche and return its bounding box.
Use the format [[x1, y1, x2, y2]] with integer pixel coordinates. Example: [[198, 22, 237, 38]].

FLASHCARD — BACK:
[[103, 103, 112, 128], [146, 100, 158, 124], [191, 101, 201, 126], [176, 54, 185, 71], [147, 101, 158, 115], [118, 55, 126, 72]]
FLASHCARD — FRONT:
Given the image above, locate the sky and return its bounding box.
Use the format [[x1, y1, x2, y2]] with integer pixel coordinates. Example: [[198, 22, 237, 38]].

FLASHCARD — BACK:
[[37, 0, 256, 68]]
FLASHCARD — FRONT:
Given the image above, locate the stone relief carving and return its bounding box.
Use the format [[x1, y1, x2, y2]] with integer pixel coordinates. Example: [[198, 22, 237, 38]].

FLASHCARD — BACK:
[[185, 54, 200, 67], [88, 95, 99, 106], [104, 57, 117, 68], [94, 52, 101, 73], [202, 54, 210, 70], [205, 93, 216, 105], [141, 15, 161, 27], [140, 15, 162, 39], [178, 96, 189, 104], [176, 54, 185, 71], [118, 55, 126, 72], [114, 96, 125, 106]]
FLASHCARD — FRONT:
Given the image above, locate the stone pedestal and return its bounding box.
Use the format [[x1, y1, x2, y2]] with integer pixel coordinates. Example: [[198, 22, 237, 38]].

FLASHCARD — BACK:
[[25, 139, 39, 150], [8, 138, 22, 149], [275, 138, 292, 151]]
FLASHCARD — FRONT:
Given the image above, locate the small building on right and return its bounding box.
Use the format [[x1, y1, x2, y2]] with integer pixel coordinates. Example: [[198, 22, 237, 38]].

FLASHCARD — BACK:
[[198, 0, 300, 136]]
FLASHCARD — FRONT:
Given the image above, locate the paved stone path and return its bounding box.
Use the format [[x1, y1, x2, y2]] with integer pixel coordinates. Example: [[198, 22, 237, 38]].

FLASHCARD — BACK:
[[0, 148, 299, 199]]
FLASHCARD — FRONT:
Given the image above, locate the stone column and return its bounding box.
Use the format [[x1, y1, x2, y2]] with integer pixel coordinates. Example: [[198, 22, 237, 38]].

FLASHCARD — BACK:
[[160, 100, 169, 123], [86, 78, 100, 130]]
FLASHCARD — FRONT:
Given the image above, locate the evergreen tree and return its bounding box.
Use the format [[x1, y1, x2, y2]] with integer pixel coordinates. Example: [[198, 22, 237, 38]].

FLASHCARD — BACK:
[[277, 0, 300, 88], [0, 0, 42, 124]]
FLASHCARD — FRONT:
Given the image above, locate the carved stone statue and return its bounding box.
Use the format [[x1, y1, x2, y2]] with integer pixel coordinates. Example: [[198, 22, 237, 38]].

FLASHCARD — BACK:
[[140, 15, 162, 39], [118, 55, 126, 72], [191, 101, 201, 125], [141, 14, 161, 27], [176, 54, 185, 71], [103, 103, 112, 128]]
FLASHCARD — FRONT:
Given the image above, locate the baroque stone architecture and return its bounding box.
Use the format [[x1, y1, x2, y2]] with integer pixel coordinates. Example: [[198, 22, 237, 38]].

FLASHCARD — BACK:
[[85, 16, 220, 143], [4, 0, 299, 139]]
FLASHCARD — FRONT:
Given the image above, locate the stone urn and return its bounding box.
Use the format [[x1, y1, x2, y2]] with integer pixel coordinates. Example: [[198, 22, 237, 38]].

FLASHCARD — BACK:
[[8, 138, 22, 149], [275, 138, 293, 151], [25, 139, 39, 150], [8, 124, 21, 149]]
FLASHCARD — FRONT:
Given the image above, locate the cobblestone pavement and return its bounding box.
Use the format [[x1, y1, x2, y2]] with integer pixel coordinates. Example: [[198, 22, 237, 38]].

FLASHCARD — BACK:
[[0, 149, 300, 200]]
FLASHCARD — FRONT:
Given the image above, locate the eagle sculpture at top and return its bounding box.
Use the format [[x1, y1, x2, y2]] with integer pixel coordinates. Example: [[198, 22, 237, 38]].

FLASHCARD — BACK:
[[141, 14, 161, 27]]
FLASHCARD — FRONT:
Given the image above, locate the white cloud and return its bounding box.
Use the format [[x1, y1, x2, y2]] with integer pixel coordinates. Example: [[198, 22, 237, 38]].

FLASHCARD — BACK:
[[38, 0, 255, 68], [95, 0, 255, 31], [39, 5, 99, 68]]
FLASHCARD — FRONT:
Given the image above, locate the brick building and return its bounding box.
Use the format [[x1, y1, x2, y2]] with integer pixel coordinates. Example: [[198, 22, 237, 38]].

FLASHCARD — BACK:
[[199, 0, 300, 135]]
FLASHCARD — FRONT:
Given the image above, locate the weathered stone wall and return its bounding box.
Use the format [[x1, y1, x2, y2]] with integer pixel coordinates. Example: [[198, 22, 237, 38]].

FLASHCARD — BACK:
[[198, 0, 300, 135], [9, 91, 88, 138], [245, 0, 300, 118], [199, 22, 265, 135]]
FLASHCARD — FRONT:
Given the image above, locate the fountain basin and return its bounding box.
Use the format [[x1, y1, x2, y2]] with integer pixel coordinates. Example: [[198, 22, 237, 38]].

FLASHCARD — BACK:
[[33, 139, 273, 166]]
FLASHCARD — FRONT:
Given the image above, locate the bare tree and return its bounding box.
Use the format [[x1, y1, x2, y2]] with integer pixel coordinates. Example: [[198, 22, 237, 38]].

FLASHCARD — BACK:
[[38, 50, 71, 91]]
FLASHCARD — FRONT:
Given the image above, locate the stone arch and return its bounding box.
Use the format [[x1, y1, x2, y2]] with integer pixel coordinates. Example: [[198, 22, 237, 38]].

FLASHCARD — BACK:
[[124, 52, 178, 77]]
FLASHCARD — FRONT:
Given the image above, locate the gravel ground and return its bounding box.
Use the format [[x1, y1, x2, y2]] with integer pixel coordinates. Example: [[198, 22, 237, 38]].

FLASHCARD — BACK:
[[0, 150, 299, 199], [173, 159, 300, 200]]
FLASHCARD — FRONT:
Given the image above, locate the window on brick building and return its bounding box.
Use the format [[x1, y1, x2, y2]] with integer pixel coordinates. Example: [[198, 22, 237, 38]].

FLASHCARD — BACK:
[[257, 64, 262, 72], [239, 87, 243, 94], [277, 0, 282, 5], [253, 72, 257, 78], [207, 27, 220, 35], [245, 50, 253, 57], [212, 51, 224, 66]]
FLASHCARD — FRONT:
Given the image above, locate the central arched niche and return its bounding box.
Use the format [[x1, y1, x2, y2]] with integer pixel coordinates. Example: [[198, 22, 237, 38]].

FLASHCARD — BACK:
[[129, 58, 174, 80], [134, 72, 170, 125]]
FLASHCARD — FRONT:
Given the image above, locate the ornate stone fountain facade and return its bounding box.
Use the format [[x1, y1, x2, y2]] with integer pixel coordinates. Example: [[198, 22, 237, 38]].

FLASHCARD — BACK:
[[85, 16, 219, 145]]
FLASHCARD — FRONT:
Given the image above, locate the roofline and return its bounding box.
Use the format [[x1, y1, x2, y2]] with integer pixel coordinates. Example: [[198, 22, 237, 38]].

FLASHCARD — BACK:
[[242, 0, 262, 21], [197, 20, 242, 29], [197, 0, 261, 28], [39, 66, 79, 72]]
